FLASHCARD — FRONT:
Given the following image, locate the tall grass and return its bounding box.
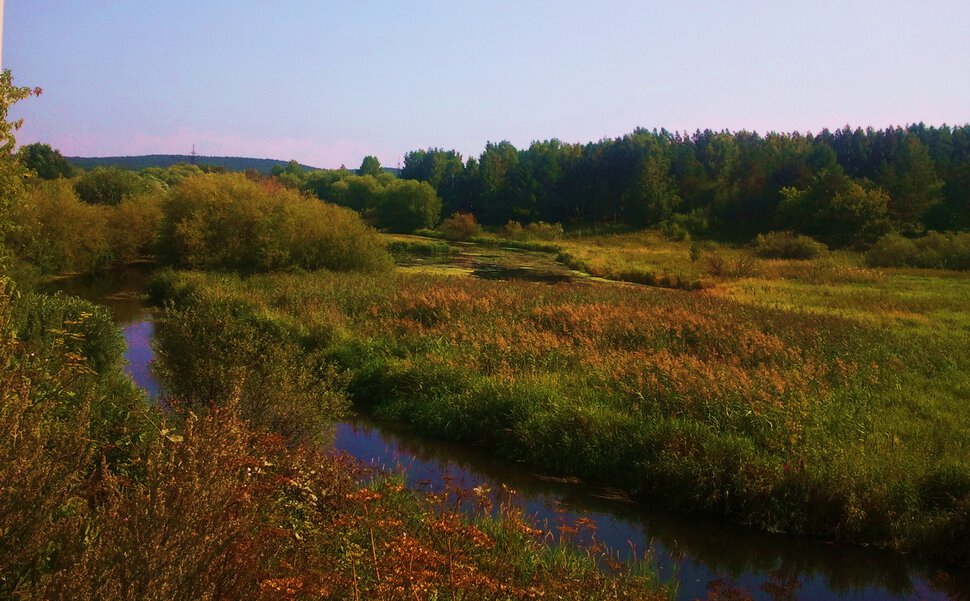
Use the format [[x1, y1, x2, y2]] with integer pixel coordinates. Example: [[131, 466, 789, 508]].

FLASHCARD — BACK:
[[1, 276, 669, 599], [150, 265, 970, 565]]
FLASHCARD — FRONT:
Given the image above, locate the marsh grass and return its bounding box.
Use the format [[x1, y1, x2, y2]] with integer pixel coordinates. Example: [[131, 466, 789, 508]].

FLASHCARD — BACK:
[[2, 276, 669, 600], [151, 256, 970, 565], [384, 234, 453, 257], [553, 231, 738, 289]]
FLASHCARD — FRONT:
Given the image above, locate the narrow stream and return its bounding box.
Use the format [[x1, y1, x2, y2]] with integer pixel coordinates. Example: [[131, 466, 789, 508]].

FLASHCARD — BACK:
[[56, 265, 970, 601]]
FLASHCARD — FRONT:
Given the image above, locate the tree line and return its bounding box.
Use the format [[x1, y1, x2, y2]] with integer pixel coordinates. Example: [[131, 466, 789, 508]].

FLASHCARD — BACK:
[[17, 123, 970, 248], [399, 125, 970, 246]]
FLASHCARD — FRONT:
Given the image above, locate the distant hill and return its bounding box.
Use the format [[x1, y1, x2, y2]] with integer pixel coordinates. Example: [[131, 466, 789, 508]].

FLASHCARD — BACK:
[[66, 154, 322, 174]]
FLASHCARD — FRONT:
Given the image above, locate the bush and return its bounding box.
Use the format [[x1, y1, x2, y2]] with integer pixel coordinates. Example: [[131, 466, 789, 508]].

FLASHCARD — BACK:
[[104, 193, 163, 264], [661, 209, 709, 240], [9, 181, 164, 274], [864, 232, 970, 270], [72, 166, 160, 205], [375, 179, 442, 233], [153, 298, 350, 446], [10, 180, 111, 273], [439, 212, 480, 241], [706, 252, 757, 278], [753, 231, 827, 259], [864, 234, 919, 268], [502, 220, 564, 241], [159, 173, 392, 273], [386, 239, 452, 256]]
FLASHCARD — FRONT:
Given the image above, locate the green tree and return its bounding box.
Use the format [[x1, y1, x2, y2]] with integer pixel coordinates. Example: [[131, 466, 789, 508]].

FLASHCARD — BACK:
[[632, 142, 680, 226], [326, 174, 386, 212], [777, 167, 890, 246], [879, 136, 943, 230], [17, 142, 74, 179], [376, 179, 442, 233], [0, 71, 42, 266], [159, 173, 391, 272], [358, 155, 383, 177], [72, 166, 159, 205], [271, 159, 306, 189]]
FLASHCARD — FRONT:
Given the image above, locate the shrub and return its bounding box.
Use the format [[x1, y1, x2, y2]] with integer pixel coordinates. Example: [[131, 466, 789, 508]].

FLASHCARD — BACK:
[[386, 239, 452, 256], [375, 179, 442, 233], [706, 252, 757, 278], [661, 209, 709, 240], [9, 181, 165, 274], [864, 232, 970, 270], [72, 166, 160, 205], [864, 234, 919, 268], [502, 220, 564, 241], [159, 173, 392, 273], [153, 298, 350, 446], [753, 231, 827, 259], [11, 180, 111, 273], [104, 193, 163, 264], [440, 212, 480, 241]]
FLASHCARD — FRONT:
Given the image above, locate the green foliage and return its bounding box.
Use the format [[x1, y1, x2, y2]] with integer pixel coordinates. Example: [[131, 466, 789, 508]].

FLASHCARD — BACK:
[[386, 238, 453, 257], [776, 168, 892, 247], [865, 232, 970, 270], [11, 290, 124, 374], [159, 173, 392, 273], [879, 136, 944, 230], [324, 173, 389, 211], [753, 231, 828, 259], [375, 178, 442, 233], [631, 143, 680, 226], [660, 209, 709, 240], [142, 163, 204, 187], [72, 166, 160, 206], [7, 180, 162, 274], [307, 170, 442, 236], [357, 154, 382, 177], [0, 274, 150, 595], [502, 220, 564, 241], [11, 180, 112, 273], [152, 292, 349, 446], [0, 71, 41, 266], [270, 159, 306, 189], [17, 142, 74, 179], [399, 125, 970, 247], [145, 266, 968, 566], [401, 148, 467, 214]]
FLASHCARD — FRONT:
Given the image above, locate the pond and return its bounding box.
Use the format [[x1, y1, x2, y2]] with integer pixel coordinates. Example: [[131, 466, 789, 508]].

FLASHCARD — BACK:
[[56, 264, 970, 601]]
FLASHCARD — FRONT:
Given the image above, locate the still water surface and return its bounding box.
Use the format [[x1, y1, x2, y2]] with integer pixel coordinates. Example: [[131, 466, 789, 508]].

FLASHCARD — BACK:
[[56, 265, 969, 601]]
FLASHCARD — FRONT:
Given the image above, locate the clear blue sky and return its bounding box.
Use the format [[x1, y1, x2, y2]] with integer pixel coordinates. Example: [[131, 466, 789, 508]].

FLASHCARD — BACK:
[[5, 0, 970, 169]]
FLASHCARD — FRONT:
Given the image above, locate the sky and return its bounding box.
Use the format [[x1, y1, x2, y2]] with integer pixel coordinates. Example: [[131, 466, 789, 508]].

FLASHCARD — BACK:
[[4, 0, 970, 169]]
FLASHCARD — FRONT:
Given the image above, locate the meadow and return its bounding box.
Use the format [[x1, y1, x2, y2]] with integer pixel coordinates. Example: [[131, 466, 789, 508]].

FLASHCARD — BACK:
[[150, 232, 970, 566]]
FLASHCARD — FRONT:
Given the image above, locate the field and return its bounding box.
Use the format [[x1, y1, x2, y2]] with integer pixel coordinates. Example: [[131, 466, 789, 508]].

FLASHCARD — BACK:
[[151, 231, 970, 566]]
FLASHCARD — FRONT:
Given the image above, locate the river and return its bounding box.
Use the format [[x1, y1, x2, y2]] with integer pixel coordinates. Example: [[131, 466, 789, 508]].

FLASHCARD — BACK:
[[54, 265, 970, 601]]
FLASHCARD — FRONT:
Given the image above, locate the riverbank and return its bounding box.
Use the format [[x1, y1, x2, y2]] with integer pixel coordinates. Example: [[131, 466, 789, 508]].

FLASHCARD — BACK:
[[146, 248, 970, 571], [24, 265, 668, 600], [62, 263, 970, 600]]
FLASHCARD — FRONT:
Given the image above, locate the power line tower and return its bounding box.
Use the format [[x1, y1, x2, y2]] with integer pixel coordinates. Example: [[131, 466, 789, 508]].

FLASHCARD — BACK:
[[190, 144, 197, 165]]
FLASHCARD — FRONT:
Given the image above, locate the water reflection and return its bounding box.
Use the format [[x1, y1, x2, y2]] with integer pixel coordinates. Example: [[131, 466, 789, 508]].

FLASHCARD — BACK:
[[336, 418, 969, 601], [56, 265, 969, 601]]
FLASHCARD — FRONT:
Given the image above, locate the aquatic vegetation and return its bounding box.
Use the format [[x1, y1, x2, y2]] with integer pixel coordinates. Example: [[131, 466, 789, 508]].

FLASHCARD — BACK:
[[151, 259, 970, 565]]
